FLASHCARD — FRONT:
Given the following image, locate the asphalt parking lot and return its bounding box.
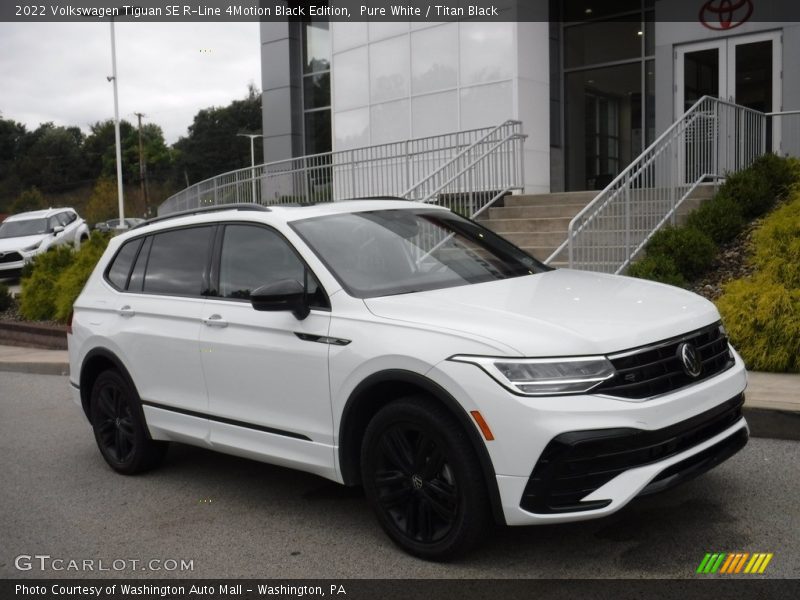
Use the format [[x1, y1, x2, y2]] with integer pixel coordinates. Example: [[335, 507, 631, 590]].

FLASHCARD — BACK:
[[1, 371, 799, 579]]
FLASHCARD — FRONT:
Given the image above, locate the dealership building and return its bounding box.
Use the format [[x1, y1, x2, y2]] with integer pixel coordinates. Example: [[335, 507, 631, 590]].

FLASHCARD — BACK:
[[259, 0, 800, 194]]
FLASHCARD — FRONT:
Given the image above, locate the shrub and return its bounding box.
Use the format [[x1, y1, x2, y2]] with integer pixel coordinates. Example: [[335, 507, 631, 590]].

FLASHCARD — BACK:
[[685, 193, 746, 245], [750, 153, 797, 201], [715, 187, 800, 373], [717, 168, 773, 220], [0, 282, 12, 312], [717, 276, 800, 372], [19, 234, 111, 322], [643, 226, 716, 280], [626, 254, 687, 288], [750, 189, 800, 288], [53, 234, 110, 321], [19, 245, 75, 321]]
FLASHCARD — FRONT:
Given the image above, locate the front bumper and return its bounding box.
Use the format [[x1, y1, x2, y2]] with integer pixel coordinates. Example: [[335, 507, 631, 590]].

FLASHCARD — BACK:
[[428, 347, 748, 526]]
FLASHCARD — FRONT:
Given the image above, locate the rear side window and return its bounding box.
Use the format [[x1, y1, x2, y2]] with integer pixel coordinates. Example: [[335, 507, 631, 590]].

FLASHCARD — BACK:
[[106, 238, 143, 290], [143, 227, 213, 296]]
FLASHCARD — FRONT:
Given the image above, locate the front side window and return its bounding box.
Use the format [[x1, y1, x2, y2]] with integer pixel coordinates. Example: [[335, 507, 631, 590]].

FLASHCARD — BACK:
[[291, 209, 547, 298], [143, 227, 213, 297], [217, 224, 328, 308]]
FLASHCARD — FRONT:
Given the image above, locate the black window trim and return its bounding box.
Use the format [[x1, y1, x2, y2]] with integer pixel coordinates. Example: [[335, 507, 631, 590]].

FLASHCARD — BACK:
[[102, 224, 217, 299], [205, 221, 331, 312]]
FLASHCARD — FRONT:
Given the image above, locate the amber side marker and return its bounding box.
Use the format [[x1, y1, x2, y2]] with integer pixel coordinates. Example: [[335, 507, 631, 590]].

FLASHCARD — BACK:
[[470, 411, 495, 441]]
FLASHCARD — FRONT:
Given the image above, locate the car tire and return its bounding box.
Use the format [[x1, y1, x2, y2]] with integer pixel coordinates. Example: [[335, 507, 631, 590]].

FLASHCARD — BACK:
[[90, 369, 167, 475], [360, 396, 491, 561]]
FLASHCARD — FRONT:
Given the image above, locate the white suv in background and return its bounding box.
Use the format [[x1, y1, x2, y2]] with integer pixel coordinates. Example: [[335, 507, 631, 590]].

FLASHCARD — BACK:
[[67, 201, 748, 560], [0, 207, 91, 276]]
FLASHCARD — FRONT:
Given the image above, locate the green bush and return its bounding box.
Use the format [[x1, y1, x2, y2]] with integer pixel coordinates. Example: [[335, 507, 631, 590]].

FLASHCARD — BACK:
[[717, 168, 773, 220], [750, 190, 800, 288], [715, 187, 800, 372], [53, 234, 110, 321], [19, 245, 75, 321], [643, 226, 716, 280], [626, 254, 687, 288], [19, 234, 110, 322], [685, 193, 746, 245], [750, 152, 798, 201], [0, 282, 12, 312], [717, 276, 800, 372]]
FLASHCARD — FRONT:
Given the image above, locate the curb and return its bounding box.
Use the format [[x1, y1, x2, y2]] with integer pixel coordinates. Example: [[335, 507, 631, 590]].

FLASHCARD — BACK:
[[0, 321, 68, 350], [743, 407, 800, 442], [0, 361, 70, 376]]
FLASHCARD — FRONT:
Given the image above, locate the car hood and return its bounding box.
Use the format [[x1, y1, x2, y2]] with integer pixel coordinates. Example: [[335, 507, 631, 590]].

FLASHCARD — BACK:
[[363, 269, 721, 356], [0, 234, 48, 252]]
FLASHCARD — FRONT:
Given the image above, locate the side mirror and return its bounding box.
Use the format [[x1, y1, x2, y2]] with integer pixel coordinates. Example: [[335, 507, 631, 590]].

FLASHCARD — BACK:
[[52, 225, 65, 235], [250, 279, 310, 320]]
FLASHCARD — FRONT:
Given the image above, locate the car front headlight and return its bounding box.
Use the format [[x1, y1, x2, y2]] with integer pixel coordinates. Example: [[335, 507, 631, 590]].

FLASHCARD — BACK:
[[449, 355, 616, 396]]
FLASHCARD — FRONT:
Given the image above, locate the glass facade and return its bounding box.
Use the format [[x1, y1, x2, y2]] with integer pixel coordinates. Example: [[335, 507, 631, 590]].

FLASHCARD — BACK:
[[302, 19, 332, 155], [561, 1, 655, 191]]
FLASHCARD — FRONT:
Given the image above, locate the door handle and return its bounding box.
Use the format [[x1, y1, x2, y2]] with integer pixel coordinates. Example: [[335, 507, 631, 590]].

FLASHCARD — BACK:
[[117, 305, 135, 317], [203, 314, 228, 328]]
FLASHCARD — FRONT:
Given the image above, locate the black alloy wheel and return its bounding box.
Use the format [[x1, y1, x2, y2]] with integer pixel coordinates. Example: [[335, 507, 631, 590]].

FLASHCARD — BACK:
[[90, 370, 167, 474], [361, 396, 490, 560]]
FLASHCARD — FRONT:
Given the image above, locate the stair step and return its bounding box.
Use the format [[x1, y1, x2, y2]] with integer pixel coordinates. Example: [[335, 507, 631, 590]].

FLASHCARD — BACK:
[[500, 231, 571, 246], [485, 216, 573, 233], [489, 205, 587, 220], [504, 191, 597, 207]]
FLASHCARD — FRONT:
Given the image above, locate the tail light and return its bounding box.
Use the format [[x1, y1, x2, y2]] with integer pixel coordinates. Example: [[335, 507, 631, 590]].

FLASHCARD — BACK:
[[66, 309, 74, 335]]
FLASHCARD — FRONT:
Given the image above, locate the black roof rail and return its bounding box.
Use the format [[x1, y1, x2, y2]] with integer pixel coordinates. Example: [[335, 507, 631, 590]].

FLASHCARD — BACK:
[[138, 203, 271, 228]]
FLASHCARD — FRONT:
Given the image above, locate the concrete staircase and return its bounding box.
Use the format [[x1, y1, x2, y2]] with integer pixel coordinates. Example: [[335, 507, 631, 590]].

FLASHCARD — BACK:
[[479, 185, 717, 268]]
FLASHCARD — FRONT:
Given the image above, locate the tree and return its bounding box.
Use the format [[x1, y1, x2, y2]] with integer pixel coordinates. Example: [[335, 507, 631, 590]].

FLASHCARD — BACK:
[[83, 119, 135, 181], [15, 123, 89, 192], [172, 86, 263, 185], [0, 116, 29, 209], [84, 177, 119, 225], [10, 187, 46, 214]]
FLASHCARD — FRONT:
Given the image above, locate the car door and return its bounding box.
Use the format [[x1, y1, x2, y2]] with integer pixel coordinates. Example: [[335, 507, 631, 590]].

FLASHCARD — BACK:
[[199, 223, 335, 479], [104, 226, 214, 444]]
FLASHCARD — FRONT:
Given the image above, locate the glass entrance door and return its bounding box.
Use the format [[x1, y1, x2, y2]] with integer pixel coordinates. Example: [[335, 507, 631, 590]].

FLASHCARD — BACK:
[[675, 33, 781, 147]]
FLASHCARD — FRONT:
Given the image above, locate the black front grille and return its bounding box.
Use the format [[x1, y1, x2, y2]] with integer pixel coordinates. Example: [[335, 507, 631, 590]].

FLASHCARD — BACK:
[[0, 251, 23, 264], [596, 323, 735, 399], [520, 394, 745, 514]]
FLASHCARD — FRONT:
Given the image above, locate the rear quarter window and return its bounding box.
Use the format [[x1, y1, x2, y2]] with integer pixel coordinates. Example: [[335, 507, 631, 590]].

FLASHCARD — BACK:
[[105, 238, 144, 290]]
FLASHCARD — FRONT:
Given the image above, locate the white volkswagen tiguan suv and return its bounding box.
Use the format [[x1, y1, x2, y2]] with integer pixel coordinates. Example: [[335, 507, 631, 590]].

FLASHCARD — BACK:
[[68, 201, 748, 560]]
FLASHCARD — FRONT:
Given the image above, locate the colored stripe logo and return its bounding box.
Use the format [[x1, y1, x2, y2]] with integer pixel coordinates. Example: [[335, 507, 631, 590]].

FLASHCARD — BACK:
[[696, 552, 773, 574]]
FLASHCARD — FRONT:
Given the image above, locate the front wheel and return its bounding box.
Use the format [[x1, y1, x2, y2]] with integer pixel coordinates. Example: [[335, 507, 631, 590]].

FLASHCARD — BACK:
[[90, 370, 167, 474], [360, 396, 491, 561]]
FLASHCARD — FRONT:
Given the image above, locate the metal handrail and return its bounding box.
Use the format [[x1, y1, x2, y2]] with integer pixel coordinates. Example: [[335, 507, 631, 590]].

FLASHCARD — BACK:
[[546, 95, 771, 273], [158, 121, 526, 220], [402, 120, 521, 198]]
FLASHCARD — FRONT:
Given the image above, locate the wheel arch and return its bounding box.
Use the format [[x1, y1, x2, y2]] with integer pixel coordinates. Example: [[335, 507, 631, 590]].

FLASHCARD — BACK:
[[78, 348, 138, 424], [338, 369, 505, 525]]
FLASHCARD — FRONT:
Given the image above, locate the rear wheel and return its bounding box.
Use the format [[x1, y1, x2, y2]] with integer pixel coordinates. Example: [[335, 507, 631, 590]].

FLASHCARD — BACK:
[[360, 396, 491, 560], [90, 370, 167, 474]]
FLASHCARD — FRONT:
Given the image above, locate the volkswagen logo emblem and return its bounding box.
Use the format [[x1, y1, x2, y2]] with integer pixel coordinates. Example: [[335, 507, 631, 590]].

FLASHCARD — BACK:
[[677, 342, 702, 378], [411, 474, 424, 490]]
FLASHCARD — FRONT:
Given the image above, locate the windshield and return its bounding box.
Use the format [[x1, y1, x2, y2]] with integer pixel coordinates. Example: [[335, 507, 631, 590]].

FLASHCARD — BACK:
[[0, 219, 49, 239], [291, 209, 549, 298]]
